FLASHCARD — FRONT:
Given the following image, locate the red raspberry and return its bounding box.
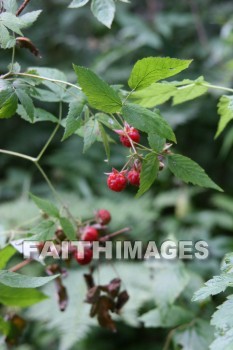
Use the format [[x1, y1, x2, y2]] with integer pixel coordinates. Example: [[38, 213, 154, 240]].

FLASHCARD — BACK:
[[107, 169, 127, 192], [120, 128, 140, 148], [74, 247, 93, 265], [81, 226, 99, 242], [127, 169, 140, 187], [96, 209, 111, 225]]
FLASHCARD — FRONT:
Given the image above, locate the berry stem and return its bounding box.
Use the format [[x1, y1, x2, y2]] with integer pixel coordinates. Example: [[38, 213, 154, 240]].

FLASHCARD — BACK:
[[99, 227, 131, 242], [9, 258, 32, 272]]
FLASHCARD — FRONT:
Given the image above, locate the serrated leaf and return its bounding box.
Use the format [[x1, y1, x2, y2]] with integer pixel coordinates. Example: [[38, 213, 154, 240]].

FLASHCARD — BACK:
[[148, 133, 165, 153], [122, 103, 176, 142], [16, 89, 34, 121], [131, 83, 176, 107], [73, 65, 122, 113], [211, 294, 233, 329], [173, 81, 208, 105], [136, 153, 159, 198], [215, 95, 233, 138], [0, 245, 16, 269], [192, 273, 233, 301], [98, 122, 110, 159], [62, 101, 84, 141], [0, 270, 59, 288], [128, 57, 192, 90], [167, 154, 223, 192], [59, 217, 76, 240], [68, 0, 90, 8], [174, 319, 214, 350], [83, 118, 99, 152], [0, 23, 12, 48], [139, 305, 193, 328], [91, 0, 116, 28], [0, 88, 17, 119], [210, 328, 233, 350], [20, 10, 42, 28], [0, 12, 24, 35], [30, 220, 56, 241], [0, 283, 48, 307], [30, 193, 60, 218], [17, 105, 58, 124]]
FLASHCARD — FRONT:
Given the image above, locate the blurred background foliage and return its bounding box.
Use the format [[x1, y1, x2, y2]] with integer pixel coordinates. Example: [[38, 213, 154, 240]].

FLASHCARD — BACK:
[[1, 0, 233, 349]]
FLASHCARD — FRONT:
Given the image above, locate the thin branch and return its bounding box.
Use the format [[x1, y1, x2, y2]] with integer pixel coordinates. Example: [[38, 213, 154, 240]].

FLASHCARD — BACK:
[[9, 258, 32, 272], [16, 0, 31, 16], [100, 227, 131, 242]]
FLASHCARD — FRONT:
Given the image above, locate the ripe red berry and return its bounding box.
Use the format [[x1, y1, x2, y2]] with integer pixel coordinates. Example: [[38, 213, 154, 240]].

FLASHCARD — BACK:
[[74, 247, 93, 265], [127, 169, 140, 187], [81, 226, 99, 242], [96, 209, 111, 225], [120, 128, 140, 148], [107, 169, 127, 192]]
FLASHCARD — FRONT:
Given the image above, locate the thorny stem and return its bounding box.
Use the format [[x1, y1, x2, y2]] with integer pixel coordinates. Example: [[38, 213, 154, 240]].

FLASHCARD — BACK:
[[9, 258, 32, 272], [16, 0, 32, 16]]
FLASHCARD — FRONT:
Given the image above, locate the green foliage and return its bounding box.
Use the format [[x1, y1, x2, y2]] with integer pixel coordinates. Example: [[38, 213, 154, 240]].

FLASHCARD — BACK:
[[167, 154, 223, 192], [73, 65, 122, 113], [136, 153, 159, 198], [0, 284, 48, 307], [0, 270, 59, 288], [91, 0, 116, 29], [216, 95, 233, 138], [128, 57, 192, 90], [62, 101, 84, 141], [0, 245, 16, 269], [59, 217, 76, 240], [30, 193, 60, 218], [122, 103, 176, 142]]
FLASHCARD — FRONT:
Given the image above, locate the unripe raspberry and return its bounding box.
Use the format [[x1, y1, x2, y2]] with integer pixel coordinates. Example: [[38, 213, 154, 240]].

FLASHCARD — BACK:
[[81, 226, 99, 242], [74, 247, 93, 265], [107, 169, 127, 192], [127, 169, 140, 187], [96, 209, 111, 225], [120, 128, 140, 147]]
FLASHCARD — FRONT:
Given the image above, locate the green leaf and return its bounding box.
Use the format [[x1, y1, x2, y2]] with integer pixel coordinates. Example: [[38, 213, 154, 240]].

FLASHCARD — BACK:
[[174, 319, 214, 350], [2, 0, 18, 13], [167, 154, 223, 192], [59, 217, 76, 240], [0, 22, 13, 48], [0, 12, 24, 35], [211, 294, 233, 330], [69, 0, 90, 8], [83, 118, 99, 152], [210, 329, 233, 350], [98, 122, 110, 159], [122, 103, 176, 142], [30, 220, 56, 241], [139, 305, 194, 328], [17, 105, 58, 124], [0, 88, 17, 119], [192, 273, 233, 301], [131, 83, 176, 107], [149, 260, 190, 306], [16, 89, 34, 121], [73, 65, 122, 113], [215, 95, 233, 138], [148, 133, 166, 153], [0, 270, 59, 288], [20, 10, 42, 28], [128, 57, 192, 90], [30, 193, 60, 218], [0, 283, 48, 307], [0, 245, 16, 269], [62, 101, 84, 141], [136, 153, 159, 198], [0, 316, 10, 335], [91, 0, 116, 28], [173, 79, 208, 105], [96, 112, 120, 129]]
